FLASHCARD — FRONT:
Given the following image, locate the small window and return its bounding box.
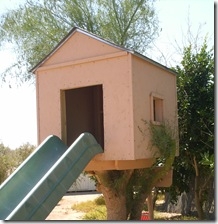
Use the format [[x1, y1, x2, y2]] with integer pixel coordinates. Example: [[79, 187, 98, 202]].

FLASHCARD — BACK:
[[153, 97, 163, 122], [150, 93, 164, 124]]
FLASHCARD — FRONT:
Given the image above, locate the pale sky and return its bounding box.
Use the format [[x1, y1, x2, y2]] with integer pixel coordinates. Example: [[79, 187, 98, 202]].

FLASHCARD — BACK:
[[0, 0, 214, 149]]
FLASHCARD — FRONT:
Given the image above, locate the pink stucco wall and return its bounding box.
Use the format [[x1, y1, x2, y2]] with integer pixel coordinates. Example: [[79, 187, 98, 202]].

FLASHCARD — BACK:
[[131, 55, 178, 159]]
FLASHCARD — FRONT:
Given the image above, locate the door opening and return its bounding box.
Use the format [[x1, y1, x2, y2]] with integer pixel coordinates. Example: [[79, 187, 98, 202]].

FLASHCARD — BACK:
[[62, 85, 104, 148]]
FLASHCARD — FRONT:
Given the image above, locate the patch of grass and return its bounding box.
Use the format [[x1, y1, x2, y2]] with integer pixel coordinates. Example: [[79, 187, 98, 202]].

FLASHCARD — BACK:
[[83, 206, 107, 220], [71, 195, 107, 220], [154, 211, 198, 220], [181, 216, 198, 220], [72, 195, 197, 220]]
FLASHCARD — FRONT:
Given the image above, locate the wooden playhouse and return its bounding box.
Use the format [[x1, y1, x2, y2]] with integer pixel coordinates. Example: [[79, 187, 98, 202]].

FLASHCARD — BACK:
[[31, 27, 178, 176]]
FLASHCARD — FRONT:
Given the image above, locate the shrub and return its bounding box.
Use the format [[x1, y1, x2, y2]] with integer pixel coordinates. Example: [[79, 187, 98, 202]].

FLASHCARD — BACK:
[[94, 195, 105, 205]]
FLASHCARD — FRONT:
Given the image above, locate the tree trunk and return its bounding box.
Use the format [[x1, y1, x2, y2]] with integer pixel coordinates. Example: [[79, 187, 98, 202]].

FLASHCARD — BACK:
[[94, 170, 133, 220], [204, 179, 214, 219], [163, 191, 170, 212], [147, 191, 154, 219], [186, 179, 195, 215], [152, 188, 158, 210], [193, 156, 204, 220], [129, 192, 147, 220], [101, 186, 127, 220], [195, 175, 204, 220]]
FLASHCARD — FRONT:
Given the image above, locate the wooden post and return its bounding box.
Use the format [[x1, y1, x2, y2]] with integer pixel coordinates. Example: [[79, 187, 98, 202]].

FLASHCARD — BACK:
[[147, 191, 154, 220]]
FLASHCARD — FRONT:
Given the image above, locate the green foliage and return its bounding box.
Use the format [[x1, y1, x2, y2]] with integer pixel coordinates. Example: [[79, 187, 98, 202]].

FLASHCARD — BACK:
[[126, 121, 177, 219], [105, 170, 129, 191], [82, 206, 107, 220], [173, 41, 214, 190], [148, 121, 177, 162], [96, 170, 133, 194], [200, 152, 214, 174], [170, 40, 214, 217], [72, 200, 96, 213], [176, 42, 214, 157], [94, 195, 105, 205], [0, 0, 159, 83], [96, 0, 158, 51], [0, 142, 35, 184], [0, 143, 12, 184], [71, 195, 107, 220], [13, 143, 36, 168]]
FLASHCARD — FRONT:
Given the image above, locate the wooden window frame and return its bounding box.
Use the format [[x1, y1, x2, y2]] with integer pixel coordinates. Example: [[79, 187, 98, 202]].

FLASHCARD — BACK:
[[150, 92, 164, 125]]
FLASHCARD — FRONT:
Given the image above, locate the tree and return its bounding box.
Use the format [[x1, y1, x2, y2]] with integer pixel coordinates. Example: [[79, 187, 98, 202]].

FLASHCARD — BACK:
[[13, 143, 35, 168], [0, 0, 159, 84], [171, 41, 214, 220], [0, 143, 12, 184], [0, 143, 35, 184]]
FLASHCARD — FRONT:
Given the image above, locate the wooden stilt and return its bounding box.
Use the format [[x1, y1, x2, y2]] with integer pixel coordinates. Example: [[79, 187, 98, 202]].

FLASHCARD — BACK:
[[147, 191, 154, 220]]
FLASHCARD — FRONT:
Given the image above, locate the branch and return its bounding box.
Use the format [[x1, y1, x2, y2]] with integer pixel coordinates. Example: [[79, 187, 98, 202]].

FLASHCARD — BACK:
[[200, 139, 213, 150], [201, 173, 213, 191], [112, 0, 122, 32], [193, 156, 199, 177], [122, 0, 144, 44]]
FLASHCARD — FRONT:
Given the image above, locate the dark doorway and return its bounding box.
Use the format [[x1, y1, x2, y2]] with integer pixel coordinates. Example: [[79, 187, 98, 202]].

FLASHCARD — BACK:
[[64, 85, 104, 148]]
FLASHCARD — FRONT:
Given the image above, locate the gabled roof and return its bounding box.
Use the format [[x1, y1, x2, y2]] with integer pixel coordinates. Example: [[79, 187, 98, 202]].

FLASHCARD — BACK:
[[30, 26, 177, 75]]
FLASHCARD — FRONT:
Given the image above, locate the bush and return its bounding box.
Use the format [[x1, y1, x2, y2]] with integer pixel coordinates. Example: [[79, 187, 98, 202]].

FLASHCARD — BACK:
[[94, 195, 105, 205]]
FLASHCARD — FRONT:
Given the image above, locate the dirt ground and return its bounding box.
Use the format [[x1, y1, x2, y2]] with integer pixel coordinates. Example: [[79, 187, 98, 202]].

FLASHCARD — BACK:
[[46, 191, 182, 221], [46, 191, 102, 220]]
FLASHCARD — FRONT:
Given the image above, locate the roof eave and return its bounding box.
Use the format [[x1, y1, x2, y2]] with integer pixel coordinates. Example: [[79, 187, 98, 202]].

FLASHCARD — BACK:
[[133, 51, 177, 76]]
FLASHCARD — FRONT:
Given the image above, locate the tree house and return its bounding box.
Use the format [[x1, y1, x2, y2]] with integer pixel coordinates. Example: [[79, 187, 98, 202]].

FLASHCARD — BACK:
[[31, 27, 178, 172]]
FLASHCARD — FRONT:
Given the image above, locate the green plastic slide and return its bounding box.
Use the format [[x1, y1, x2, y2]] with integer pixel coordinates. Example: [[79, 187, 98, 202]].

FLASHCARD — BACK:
[[0, 133, 103, 220]]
